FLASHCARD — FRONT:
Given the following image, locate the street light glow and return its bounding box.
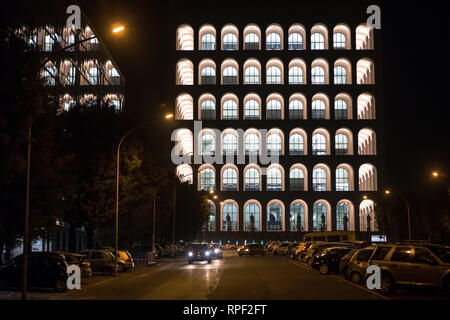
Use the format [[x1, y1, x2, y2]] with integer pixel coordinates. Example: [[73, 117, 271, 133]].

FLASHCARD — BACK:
[[112, 26, 125, 33], [165, 113, 174, 119], [213, 195, 218, 199], [432, 171, 439, 177], [385, 189, 391, 195], [363, 195, 368, 200]]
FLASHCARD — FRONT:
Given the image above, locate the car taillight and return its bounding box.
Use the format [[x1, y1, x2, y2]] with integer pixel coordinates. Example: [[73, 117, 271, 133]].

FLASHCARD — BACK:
[[80, 262, 88, 266]]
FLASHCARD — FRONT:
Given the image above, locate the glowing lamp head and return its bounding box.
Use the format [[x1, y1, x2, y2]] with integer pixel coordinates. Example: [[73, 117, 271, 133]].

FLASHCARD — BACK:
[[384, 190, 391, 195], [432, 172, 439, 178], [112, 26, 125, 33], [165, 113, 174, 119]]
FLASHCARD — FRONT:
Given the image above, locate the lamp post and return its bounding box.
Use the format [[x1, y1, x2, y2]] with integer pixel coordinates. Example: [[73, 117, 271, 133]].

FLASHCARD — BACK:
[[21, 25, 125, 300], [384, 189, 411, 241]]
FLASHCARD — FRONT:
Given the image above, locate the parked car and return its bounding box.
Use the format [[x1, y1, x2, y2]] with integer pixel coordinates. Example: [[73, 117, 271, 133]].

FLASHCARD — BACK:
[[187, 243, 212, 264], [304, 242, 354, 265], [238, 244, 266, 256], [347, 247, 376, 284], [80, 250, 116, 275], [268, 242, 280, 253], [368, 244, 450, 295], [287, 243, 300, 258], [99, 248, 135, 272], [274, 242, 294, 256], [155, 243, 177, 257], [223, 243, 237, 250], [311, 247, 356, 274], [209, 243, 223, 259], [55, 252, 92, 277], [294, 242, 316, 260], [339, 248, 359, 279], [0, 252, 68, 292]]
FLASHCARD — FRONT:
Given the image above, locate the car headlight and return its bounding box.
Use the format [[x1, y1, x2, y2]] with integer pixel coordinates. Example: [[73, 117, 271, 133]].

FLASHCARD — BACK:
[[214, 249, 219, 253], [188, 252, 193, 257], [205, 251, 210, 256], [245, 248, 249, 251]]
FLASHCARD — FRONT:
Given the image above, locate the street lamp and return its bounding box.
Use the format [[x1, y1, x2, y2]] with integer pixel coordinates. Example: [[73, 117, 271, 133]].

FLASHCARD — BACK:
[[22, 24, 125, 300], [384, 189, 411, 241]]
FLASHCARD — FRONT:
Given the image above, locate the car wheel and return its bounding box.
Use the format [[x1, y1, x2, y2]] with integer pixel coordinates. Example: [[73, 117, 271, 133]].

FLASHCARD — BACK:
[[238, 253, 242, 257], [220, 254, 223, 259], [54, 279, 66, 292], [188, 259, 193, 264], [250, 252, 254, 257], [378, 273, 395, 296], [319, 263, 329, 275], [103, 266, 113, 276], [208, 259, 212, 264], [350, 272, 362, 284], [117, 263, 125, 272]]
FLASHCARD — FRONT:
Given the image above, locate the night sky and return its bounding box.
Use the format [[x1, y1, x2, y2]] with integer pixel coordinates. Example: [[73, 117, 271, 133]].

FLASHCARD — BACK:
[[54, 0, 450, 196]]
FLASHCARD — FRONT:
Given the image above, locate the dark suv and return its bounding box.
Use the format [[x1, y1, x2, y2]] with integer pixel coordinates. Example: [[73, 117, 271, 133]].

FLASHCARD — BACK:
[[0, 252, 68, 292], [311, 247, 355, 274], [187, 243, 212, 264], [238, 244, 266, 256]]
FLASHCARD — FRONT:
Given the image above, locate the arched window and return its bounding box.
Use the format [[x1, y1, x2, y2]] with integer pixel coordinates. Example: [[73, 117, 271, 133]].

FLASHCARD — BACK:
[[88, 66, 100, 85], [222, 133, 237, 155], [222, 202, 238, 231], [222, 100, 238, 120], [223, 66, 238, 84], [222, 167, 238, 191], [289, 134, 304, 155], [244, 99, 260, 120], [313, 202, 328, 231], [200, 167, 215, 191], [201, 33, 215, 50], [244, 202, 261, 231], [245, 33, 259, 50], [312, 133, 326, 155], [267, 202, 283, 231], [201, 66, 216, 84], [207, 202, 216, 231], [290, 168, 305, 191], [333, 32, 346, 49], [312, 99, 326, 119], [336, 167, 349, 191], [176, 24, 194, 50], [244, 167, 260, 191], [176, 59, 194, 85], [290, 203, 305, 231], [42, 62, 57, 86], [201, 133, 215, 155], [311, 32, 325, 50], [335, 99, 348, 119], [312, 168, 327, 191], [267, 133, 282, 155], [201, 99, 216, 120], [334, 66, 347, 84], [357, 58, 375, 84], [336, 203, 350, 231], [289, 66, 303, 84], [267, 66, 282, 84], [289, 98, 305, 120], [223, 33, 238, 50], [335, 134, 348, 155], [266, 32, 281, 50], [245, 133, 260, 155], [244, 66, 260, 84], [267, 167, 282, 191], [288, 32, 303, 50], [311, 66, 325, 84], [267, 99, 282, 120]]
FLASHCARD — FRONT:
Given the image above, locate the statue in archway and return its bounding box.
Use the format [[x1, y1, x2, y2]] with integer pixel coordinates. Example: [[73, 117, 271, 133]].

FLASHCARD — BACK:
[[250, 215, 256, 232], [226, 214, 232, 232], [297, 214, 302, 232], [367, 214, 371, 232], [320, 214, 326, 232], [343, 215, 348, 231]]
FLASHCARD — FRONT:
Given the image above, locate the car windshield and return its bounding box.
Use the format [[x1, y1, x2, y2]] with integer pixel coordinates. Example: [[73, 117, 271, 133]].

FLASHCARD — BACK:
[[426, 246, 450, 263], [190, 244, 209, 250]]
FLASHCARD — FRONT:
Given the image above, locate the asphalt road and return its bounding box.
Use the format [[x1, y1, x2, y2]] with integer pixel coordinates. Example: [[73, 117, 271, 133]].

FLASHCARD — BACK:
[[0, 251, 448, 300]]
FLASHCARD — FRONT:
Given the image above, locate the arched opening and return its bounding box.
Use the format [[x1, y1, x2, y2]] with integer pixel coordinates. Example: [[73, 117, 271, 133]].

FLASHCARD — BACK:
[[221, 164, 239, 191], [335, 128, 353, 155], [207, 200, 216, 231], [244, 128, 261, 155], [357, 93, 376, 119], [359, 164, 378, 191], [312, 164, 331, 191], [333, 24, 351, 49], [313, 200, 332, 231], [199, 59, 216, 85], [335, 92, 352, 120], [176, 24, 194, 50], [358, 128, 377, 155], [266, 92, 284, 120], [176, 93, 193, 120], [267, 200, 285, 231], [289, 128, 307, 155], [334, 58, 352, 84], [266, 24, 283, 50], [243, 93, 261, 120], [199, 129, 216, 156], [198, 93, 216, 120], [176, 164, 193, 184], [244, 164, 262, 191], [312, 128, 330, 155], [289, 163, 308, 191], [311, 58, 329, 84], [176, 59, 194, 85], [311, 24, 328, 50], [42, 61, 56, 86], [173, 128, 193, 155], [289, 93, 307, 120], [311, 93, 330, 119], [266, 58, 284, 84], [359, 199, 377, 231], [336, 199, 355, 231], [266, 128, 284, 155], [357, 58, 375, 84], [336, 163, 355, 191], [221, 93, 239, 120], [290, 200, 308, 231], [221, 24, 239, 50], [288, 24, 306, 50], [221, 59, 239, 84], [244, 200, 262, 231], [356, 24, 374, 50], [288, 58, 307, 84], [243, 58, 261, 84], [267, 164, 285, 191], [198, 164, 216, 191], [221, 128, 238, 155], [221, 200, 239, 231], [199, 24, 216, 50], [243, 24, 261, 50]]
